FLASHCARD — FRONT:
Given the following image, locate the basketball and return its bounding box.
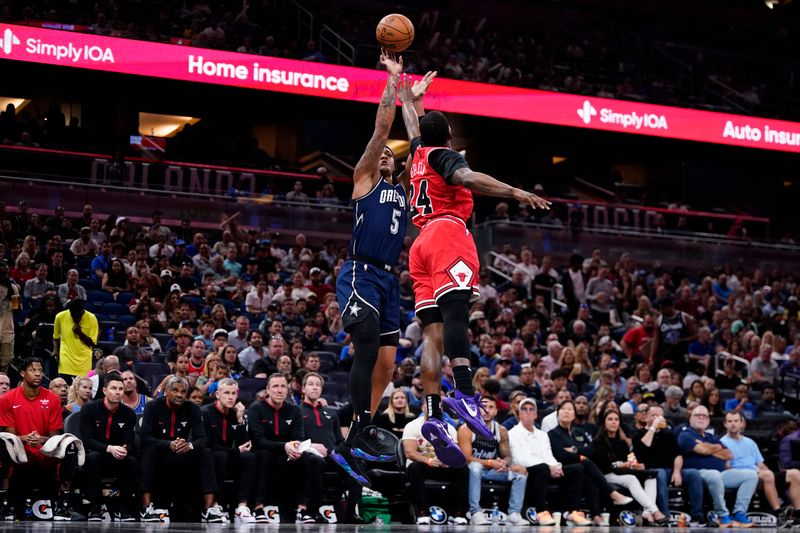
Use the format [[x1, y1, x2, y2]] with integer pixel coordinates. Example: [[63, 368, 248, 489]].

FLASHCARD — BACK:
[[376, 13, 415, 52]]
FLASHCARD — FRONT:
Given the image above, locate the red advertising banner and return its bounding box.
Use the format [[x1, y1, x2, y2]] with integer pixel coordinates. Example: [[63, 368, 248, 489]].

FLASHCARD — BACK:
[[2, 23, 800, 153]]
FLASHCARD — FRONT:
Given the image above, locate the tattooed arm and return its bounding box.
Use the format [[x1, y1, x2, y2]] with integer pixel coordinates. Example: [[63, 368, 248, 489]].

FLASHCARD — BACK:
[[352, 51, 403, 199]]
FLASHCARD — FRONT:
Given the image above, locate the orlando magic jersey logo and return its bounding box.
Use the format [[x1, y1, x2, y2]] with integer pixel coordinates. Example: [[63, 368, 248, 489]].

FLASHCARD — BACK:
[[349, 179, 407, 267]]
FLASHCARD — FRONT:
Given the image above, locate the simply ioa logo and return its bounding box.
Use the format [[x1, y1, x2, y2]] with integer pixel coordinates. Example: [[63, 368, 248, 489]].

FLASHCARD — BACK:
[[0, 28, 20, 54], [577, 99, 668, 130]]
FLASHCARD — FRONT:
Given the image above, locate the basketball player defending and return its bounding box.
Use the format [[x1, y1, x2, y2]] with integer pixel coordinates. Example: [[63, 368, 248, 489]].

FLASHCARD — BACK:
[[398, 80, 550, 466], [331, 53, 435, 486]]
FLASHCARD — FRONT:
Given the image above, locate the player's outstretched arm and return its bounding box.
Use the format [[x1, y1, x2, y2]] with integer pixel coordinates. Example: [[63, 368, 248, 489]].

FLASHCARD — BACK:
[[450, 168, 552, 210], [352, 51, 402, 198], [397, 72, 436, 141]]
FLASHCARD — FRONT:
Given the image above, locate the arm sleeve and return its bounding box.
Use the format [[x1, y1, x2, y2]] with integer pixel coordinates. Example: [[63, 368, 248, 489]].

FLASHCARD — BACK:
[[140, 402, 170, 451], [188, 405, 207, 449], [87, 315, 99, 345], [124, 410, 137, 453], [427, 149, 470, 184], [247, 404, 284, 452], [52, 313, 62, 340], [677, 431, 696, 454], [780, 437, 800, 469], [593, 440, 614, 473], [79, 404, 107, 453], [291, 408, 305, 441], [0, 396, 13, 428], [548, 430, 581, 464], [410, 137, 423, 158], [49, 397, 64, 433]]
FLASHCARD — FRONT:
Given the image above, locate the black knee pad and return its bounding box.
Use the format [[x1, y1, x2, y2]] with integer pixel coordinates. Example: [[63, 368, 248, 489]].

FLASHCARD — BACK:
[[349, 312, 380, 363], [437, 291, 471, 359]]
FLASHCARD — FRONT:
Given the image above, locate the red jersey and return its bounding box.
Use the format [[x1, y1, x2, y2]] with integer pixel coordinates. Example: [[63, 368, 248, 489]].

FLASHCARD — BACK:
[[0, 386, 63, 461], [409, 146, 473, 229]]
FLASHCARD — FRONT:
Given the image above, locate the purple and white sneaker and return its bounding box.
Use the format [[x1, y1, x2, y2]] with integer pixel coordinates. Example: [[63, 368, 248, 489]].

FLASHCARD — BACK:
[[442, 391, 494, 440], [421, 417, 466, 468]]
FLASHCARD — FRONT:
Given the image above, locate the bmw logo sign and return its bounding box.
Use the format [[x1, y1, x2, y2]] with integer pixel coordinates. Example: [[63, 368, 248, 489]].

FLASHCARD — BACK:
[[525, 507, 539, 524], [429, 506, 448, 525], [619, 510, 636, 526]]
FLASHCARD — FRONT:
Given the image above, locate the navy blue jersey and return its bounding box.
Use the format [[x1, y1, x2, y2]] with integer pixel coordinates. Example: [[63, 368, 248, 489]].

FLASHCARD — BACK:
[[348, 179, 407, 267]]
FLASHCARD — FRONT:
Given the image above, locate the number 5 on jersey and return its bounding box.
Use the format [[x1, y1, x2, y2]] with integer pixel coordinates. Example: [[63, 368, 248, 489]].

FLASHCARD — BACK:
[[409, 179, 434, 217]]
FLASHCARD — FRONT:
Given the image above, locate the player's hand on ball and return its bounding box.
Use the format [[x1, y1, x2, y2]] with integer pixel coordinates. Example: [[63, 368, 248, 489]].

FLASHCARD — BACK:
[[379, 49, 403, 75], [514, 189, 551, 210], [411, 71, 437, 100]]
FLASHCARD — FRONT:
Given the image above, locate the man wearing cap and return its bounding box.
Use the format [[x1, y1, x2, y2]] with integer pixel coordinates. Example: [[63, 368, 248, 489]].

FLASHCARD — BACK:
[[69, 225, 99, 258], [169, 240, 191, 272], [307, 268, 333, 301], [53, 298, 98, 379], [212, 329, 229, 351], [508, 398, 585, 526]]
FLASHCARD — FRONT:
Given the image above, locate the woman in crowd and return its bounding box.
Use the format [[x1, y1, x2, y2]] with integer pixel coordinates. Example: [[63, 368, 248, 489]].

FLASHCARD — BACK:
[[102, 259, 130, 293], [10, 252, 34, 285], [159, 289, 183, 330], [209, 304, 231, 331], [703, 386, 723, 417], [374, 389, 414, 439], [219, 344, 244, 380], [589, 386, 616, 424], [195, 353, 222, 395], [687, 379, 706, 403], [65, 377, 93, 413], [134, 319, 162, 356], [472, 366, 490, 394], [594, 410, 669, 526], [549, 400, 634, 525]]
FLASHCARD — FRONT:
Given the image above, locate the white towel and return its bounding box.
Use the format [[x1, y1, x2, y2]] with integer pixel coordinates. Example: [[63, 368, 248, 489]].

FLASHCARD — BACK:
[[0, 433, 27, 464], [40, 433, 85, 467]]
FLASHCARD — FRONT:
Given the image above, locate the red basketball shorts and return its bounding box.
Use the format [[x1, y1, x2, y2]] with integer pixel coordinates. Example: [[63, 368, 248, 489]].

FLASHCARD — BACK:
[[409, 216, 481, 312]]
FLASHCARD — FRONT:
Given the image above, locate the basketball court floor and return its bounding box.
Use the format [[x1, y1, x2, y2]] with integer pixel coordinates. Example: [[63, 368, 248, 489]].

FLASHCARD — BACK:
[[0, 524, 778, 532]]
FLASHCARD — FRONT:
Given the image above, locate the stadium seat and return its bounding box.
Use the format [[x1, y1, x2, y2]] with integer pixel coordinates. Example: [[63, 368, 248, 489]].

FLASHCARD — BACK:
[[96, 341, 120, 356], [133, 361, 170, 388], [322, 381, 347, 400], [315, 351, 337, 373], [237, 378, 267, 400], [153, 333, 173, 349], [323, 342, 344, 354], [100, 302, 130, 317], [64, 411, 82, 437], [78, 278, 101, 292], [87, 290, 114, 304]]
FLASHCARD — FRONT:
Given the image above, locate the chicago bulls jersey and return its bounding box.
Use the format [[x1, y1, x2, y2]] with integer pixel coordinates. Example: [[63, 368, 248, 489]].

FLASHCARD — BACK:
[[409, 145, 473, 229]]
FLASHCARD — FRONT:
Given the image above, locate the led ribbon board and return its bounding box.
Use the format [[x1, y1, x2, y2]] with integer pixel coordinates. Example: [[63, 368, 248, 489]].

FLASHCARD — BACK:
[[2, 23, 799, 152]]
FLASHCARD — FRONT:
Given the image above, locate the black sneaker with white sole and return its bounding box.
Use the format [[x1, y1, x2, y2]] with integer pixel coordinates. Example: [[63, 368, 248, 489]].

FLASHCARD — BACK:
[[115, 508, 137, 522], [252, 507, 268, 523], [53, 496, 74, 521], [140, 504, 166, 523], [0, 499, 13, 521], [87, 505, 105, 522]]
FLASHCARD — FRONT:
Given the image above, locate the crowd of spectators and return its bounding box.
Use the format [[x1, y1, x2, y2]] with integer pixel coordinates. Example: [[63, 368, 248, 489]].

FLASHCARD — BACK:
[[0, 197, 798, 523]]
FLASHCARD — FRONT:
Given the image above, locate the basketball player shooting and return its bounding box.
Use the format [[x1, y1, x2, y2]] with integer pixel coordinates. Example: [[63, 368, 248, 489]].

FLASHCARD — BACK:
[[397, 75, 551, 466], [331, 52, 434, 487]]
